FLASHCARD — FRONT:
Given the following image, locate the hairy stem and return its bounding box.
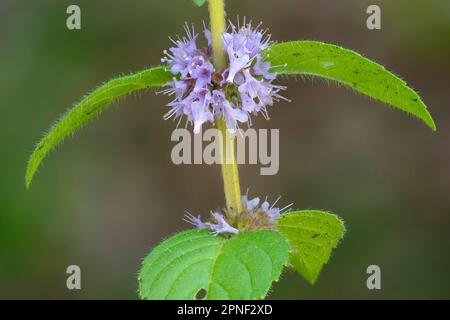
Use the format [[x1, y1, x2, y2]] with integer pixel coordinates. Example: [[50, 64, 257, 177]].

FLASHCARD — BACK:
[[208, 0, 243, 216]]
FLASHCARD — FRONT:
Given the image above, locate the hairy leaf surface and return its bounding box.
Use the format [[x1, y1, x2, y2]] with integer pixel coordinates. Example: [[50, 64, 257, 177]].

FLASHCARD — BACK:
[[25, 66, 172, 188], [264, 41, 436, 131], [277, 210, 345, 284], [139, 229, 289, 300]]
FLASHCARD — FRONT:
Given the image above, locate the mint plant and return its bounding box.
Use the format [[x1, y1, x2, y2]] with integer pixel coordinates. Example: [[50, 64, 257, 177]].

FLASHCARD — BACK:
[[25, 0, 435, 300]]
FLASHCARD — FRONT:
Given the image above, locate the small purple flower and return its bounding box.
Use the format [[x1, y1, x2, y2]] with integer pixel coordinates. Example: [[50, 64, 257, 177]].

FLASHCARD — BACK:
[[160, 78, 189, 99], [180, 88, 214, 133], [261, 201, 281, 220], [210, 213, 239, 235], [243, 194, 293, 222], [183, 211, 238, 236], [225, 51, 253, 84], [190, 60, 214, 89], [163, 37, 198, 78], [162, 20, 285, 133], [183, 212, 210, 229], [238, 70, 273, 111], [212, 90, 248, 131], [242, 195, 260, 211], [253, 55, 276, 80]]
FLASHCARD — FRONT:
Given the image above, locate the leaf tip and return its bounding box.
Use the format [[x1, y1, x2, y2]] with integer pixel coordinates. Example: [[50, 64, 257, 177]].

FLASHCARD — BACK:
[[25, 150, 38, 189], [420, 111, 437, 132], [306, 276, 318, 286], [25, 167, 34, 189], [192, 0, 206, 7], [428, 118, 437, 132]]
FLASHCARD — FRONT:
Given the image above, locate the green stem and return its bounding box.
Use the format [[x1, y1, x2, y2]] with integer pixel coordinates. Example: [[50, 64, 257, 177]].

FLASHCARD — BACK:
[[216, 118, 243, 216], [208, 0, 227, 70], [208, 0, 243, 216]]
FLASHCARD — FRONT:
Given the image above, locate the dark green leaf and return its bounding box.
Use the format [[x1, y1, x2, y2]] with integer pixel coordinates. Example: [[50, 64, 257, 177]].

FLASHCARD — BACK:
[[277, 210, 345, 284], [25, 65, 172, 188], [264, 41, 436, 131], [139, 229, 289, 300]]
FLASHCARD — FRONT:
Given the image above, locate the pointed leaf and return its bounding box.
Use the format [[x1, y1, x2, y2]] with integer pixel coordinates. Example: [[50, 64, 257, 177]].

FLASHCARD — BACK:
[[139, 229, 289, 300], [277, 210, 345, 284], [263, 41, 436, 131], [25, 65, 172, 188]]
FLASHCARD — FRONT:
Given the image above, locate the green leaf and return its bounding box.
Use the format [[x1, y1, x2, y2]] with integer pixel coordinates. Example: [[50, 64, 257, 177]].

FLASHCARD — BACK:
[[139, 229, 289, 300], [192, 0, 206, 7], [25, 65, 172, 188], [263, 41, 436, 131], [277, 210, 345, 285]]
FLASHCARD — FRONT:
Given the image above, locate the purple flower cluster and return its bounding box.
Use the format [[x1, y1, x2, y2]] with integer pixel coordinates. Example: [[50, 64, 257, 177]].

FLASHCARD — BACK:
[[184, 194, 293, 236], [161, 22, 286, 133]]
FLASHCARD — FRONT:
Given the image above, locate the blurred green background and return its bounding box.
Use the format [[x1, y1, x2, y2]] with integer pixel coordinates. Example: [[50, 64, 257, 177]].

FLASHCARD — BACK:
[[1, 0, 449, 299]]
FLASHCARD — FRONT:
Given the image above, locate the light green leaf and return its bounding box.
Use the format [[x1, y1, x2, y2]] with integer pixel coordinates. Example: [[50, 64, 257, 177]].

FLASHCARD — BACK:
[[277, 210, 345, 285], [263, 41, 436, 131], [25, 65, 172, 188], [139, 229, 289, 300], [192, 0, 206, 7]]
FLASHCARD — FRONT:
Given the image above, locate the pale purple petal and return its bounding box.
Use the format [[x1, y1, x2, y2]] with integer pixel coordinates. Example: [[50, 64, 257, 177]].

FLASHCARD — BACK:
[[210, 213, 239, 235], [183, 212, 210, 229], [242, 195, 260, 211], [226, 51, 252, 83], [253, 54, 276, 80]]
